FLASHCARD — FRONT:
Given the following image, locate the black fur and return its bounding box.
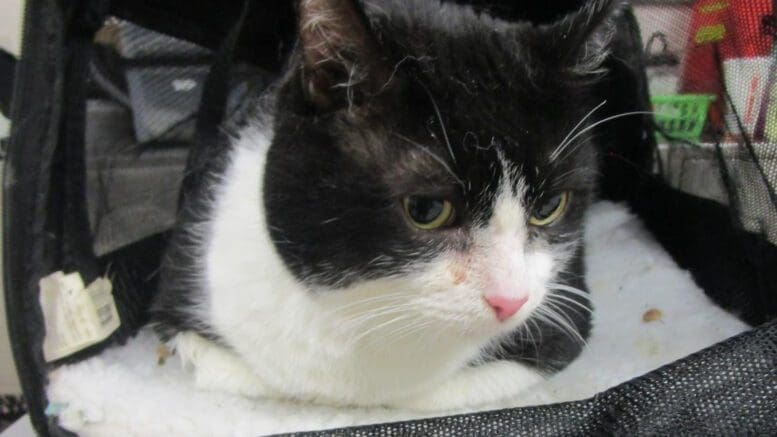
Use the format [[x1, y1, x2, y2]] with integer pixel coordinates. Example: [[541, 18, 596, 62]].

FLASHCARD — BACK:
[[265, 0, 609, 287]]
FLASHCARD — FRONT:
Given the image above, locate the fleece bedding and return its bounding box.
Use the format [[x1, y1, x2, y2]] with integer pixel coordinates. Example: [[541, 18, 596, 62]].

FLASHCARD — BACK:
[[45, 201, 750, 436]]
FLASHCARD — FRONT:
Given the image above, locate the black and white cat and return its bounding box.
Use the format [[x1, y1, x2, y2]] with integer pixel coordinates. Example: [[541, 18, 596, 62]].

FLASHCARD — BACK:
[[152, 0, 617, 411]]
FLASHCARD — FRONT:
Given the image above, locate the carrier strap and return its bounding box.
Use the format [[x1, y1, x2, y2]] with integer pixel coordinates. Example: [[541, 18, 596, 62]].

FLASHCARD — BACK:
[[178, 0, 249, 204], [195, 0, 249, 140]]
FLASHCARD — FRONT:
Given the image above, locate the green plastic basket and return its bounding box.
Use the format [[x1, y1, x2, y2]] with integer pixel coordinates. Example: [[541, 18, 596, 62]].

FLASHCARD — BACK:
[[651, 94, 716, 142]]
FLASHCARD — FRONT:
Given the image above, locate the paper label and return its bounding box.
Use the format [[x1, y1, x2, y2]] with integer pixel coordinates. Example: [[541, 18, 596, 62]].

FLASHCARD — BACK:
[[39, 272, 120, 362]]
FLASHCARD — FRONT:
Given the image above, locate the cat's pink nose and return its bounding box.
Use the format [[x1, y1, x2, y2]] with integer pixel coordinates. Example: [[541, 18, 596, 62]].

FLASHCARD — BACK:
[[485, 295, 528, 321]]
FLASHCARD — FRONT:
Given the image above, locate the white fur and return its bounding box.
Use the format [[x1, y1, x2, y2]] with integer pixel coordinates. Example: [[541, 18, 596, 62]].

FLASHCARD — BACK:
[[46, 201, 750, 436], [182, 125, 557, 410]]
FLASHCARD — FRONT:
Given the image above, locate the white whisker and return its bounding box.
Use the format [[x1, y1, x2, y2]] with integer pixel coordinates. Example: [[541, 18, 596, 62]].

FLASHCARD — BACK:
[[550, 100, 607, 162], [340, 303, 418, 328], [535, 304, 587, 346], [545, 297, 589, 322], [350, 314, 414, 345], [388, 319, 435, 343], [393, 133, 465, 187], [546, 293, 592, 314], [548, 283, 591, 299], [556, 110, 656, 161], [418, 81, 457, 164], [325, 293, 411, 316]]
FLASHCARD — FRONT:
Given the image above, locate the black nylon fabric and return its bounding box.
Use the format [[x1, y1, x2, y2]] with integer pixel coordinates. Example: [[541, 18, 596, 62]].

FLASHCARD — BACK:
[[4, 0, 66, 434], [285, 320, 777, 436]]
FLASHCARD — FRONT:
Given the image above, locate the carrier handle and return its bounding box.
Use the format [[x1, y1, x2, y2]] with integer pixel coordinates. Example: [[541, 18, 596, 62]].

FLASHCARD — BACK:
[[644, 32, 679, 67]]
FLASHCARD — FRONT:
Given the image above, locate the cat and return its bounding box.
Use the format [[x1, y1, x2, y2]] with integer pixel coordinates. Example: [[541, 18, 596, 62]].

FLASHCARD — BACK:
[[152, 0, 617, 411]]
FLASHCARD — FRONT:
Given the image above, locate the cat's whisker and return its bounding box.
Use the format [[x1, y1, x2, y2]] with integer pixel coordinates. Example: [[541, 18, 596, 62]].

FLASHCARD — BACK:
[[537, 312, 585, 346], [338, 302, 418, 327], [320, 216, 341, 225], [349, 313, 414, 345], [550, 284, 590, 299], [341, 308, 418, 329], [520, 318, 536, 347], [548, 283, 591, 299], [559, 110, 656, 160], [528, 318, 543, 360], [386, 321, 421, 339], [332, 292, 411, 309], [387, 319, 436, 343], [546, 302, 587, 343], [324, 301, 410, 325], [553, 131, 598, 164], [550, 99, 607, 162], [550, 306, 587, 346], [324, 294, 412, 319], [535, 304, 587, 346], [551, 166, 595, 184], [393, 133, 465, 187], [545, 297, 589, 322], [418, 81, 457, 164], [352, 311, 410, 342], [527, 319, 542, 343], [336, 294, 418, 317], [546, 293, 592, 314]]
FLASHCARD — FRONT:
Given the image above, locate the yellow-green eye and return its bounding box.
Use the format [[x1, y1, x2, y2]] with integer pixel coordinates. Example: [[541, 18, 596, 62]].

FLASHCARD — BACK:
[[403, 196, 455, 230], [529, 191, 569, 226]]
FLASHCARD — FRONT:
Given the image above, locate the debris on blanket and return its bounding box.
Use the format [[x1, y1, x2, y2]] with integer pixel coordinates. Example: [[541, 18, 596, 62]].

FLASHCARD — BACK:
[[643, 308, 663, 322]]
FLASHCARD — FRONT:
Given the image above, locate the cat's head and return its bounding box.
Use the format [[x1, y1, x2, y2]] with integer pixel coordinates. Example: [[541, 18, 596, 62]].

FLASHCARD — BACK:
[[264, 0, 614, 344]]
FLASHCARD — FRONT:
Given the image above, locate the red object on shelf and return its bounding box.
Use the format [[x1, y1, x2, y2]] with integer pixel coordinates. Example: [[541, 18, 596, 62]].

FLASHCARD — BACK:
[[719, 0, 772, 59], [679, 0, 773, 134]]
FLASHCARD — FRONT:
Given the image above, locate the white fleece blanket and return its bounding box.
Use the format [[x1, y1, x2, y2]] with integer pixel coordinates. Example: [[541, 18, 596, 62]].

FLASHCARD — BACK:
[[46, 202, 750, 436]]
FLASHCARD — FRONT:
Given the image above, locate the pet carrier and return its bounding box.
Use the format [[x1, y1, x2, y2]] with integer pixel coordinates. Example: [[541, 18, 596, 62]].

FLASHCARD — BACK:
[[3, 0, 776, 435]]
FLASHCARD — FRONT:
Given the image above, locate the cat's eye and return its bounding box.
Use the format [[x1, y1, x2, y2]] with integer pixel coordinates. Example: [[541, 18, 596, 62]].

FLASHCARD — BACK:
[[530, 192, 570, 227], [403, 196, 455, 230]]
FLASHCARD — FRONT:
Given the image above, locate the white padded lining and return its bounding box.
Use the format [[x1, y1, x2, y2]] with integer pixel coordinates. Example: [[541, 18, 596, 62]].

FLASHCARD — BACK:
[[46, 202, 750, 436]]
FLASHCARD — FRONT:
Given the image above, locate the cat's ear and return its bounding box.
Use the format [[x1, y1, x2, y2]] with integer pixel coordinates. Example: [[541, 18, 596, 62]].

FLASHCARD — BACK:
[[296, 0, 389, 109], [541, 0, 618, 76]]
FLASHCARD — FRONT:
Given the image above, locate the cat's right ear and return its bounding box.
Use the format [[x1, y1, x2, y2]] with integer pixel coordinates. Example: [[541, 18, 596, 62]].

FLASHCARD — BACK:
[[539, 0, 618, 77], [296, 0, 390, 110]]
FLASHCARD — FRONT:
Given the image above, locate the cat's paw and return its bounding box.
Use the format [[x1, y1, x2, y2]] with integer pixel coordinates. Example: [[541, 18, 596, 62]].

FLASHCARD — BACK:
[[172, 331, 273, 398], [388, 360, 545, 412]]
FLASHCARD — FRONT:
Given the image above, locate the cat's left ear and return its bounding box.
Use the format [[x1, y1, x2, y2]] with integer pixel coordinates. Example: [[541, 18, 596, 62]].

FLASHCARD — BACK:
[[296, 0, 390, 109], [540, 0, 619, 76]]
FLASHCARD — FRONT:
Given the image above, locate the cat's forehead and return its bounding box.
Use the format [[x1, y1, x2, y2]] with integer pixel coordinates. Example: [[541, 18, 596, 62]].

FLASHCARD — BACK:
[[363, 126, 584, 201], [373, 85, 589, 190]]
